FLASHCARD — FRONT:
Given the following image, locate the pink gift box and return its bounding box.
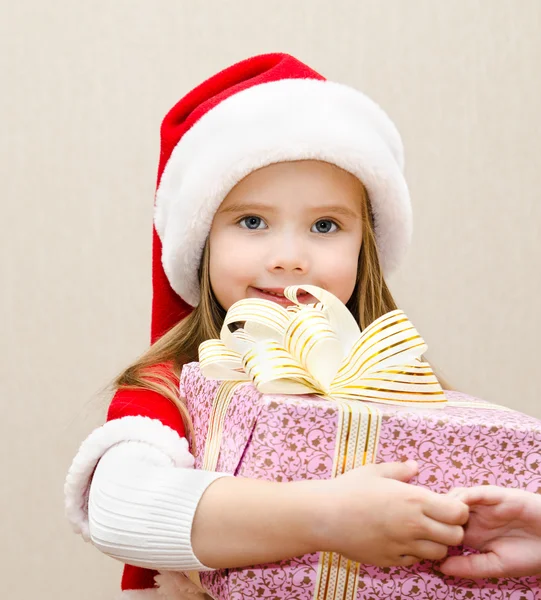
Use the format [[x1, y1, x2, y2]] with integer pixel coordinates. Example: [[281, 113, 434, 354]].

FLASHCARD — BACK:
[[181, 362, 541, 599]]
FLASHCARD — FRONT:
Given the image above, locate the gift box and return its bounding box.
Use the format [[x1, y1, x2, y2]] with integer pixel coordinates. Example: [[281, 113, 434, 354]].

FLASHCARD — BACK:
[[181, 363, 541, 600], [181, 287, 541, 599]]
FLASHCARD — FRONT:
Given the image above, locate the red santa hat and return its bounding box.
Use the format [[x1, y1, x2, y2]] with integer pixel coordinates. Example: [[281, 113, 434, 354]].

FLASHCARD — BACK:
[[151, 53, 411, 342]]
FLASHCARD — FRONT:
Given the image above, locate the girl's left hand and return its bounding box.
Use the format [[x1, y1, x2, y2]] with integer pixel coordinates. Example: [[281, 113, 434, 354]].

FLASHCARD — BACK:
[[440, 486, 541, 579]]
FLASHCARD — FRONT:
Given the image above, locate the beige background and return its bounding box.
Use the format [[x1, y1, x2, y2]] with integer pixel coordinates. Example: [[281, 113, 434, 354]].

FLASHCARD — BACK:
[[2, 1, 540, 598]]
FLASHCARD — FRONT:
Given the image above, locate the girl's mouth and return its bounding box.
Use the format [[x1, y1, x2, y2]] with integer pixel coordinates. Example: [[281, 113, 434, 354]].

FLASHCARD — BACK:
[[249, 287, 316, 306]]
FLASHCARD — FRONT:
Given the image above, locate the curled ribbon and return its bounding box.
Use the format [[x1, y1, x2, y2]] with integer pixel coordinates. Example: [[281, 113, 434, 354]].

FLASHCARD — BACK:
[[199, 285, 446, 407]]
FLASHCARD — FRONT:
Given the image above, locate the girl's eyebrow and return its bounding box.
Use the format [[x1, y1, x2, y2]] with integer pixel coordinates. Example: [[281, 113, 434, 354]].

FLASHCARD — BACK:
[[316, 205, 361, 219], [218, 202, 276, 214], [218, 202, 360, 218]]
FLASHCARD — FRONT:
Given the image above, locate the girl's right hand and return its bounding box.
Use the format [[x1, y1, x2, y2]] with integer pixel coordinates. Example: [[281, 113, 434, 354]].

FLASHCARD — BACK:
[[311, 460, 469, 567]]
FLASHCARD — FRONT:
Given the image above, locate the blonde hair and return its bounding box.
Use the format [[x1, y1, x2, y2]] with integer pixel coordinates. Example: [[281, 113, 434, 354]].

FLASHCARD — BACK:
[[115, 182, 446, 431]]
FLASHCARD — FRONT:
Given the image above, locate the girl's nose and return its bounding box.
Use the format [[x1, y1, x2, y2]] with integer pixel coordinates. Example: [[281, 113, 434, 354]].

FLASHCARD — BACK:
[[265, 236, 309, 274]]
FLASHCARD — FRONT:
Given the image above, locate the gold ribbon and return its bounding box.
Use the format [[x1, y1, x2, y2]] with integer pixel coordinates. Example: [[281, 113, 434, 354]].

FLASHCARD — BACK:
[[313, 399, 381, 599], [200, 285, 447, 407]]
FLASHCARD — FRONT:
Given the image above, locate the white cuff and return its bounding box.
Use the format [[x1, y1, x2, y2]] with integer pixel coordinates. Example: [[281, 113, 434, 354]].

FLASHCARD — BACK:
[[88, 442, 229, 571], [65, 416, 195, 540]]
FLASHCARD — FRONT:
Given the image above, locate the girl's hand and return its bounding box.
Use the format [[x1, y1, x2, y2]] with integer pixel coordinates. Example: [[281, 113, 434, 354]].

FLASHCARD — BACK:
[[440, 486, 541, 579], [313, 460, 468, 567]]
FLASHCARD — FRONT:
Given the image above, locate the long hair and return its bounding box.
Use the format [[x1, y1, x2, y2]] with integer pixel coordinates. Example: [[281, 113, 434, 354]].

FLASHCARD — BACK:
[[114, 183, 446, 428]]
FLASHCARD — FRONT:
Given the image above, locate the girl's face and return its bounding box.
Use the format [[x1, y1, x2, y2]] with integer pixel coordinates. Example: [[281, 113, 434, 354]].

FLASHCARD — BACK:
[[208, 160, 364, 310]]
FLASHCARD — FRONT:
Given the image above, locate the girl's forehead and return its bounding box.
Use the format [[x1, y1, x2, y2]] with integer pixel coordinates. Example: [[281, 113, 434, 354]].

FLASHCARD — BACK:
[[221, 160, 366, 206]]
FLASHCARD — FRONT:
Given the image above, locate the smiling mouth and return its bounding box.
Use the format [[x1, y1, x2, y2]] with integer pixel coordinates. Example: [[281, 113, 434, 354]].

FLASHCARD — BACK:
[[250, 287, 316, 304], [257, 289, 287, 297]]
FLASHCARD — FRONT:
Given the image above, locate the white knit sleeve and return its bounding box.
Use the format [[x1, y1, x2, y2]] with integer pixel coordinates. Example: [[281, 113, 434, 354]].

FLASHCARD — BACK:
[[88, 440, 230, 571]]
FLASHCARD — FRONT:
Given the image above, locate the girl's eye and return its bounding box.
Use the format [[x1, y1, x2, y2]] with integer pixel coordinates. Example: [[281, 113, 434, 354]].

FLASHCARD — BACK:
[[239, 216, 267, 230], [312, 219, 338, 234]]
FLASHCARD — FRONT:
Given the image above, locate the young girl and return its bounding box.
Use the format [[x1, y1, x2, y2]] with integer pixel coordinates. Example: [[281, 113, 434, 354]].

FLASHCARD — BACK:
[[64, 53, 470, 598]]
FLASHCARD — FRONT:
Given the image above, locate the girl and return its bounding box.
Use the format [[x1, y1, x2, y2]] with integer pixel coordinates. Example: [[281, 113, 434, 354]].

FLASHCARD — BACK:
[[64, 53, 469, 598]]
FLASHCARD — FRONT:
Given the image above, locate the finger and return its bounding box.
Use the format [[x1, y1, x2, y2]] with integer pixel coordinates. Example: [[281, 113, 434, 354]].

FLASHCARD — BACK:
[[397, 555, 422, 567], [421, 518, 464, 547], [408, 540, 449, 561], [423, 495, 469, 525], [452, 486, 506, 508], [447, 487, 467, 499], [371, 460, 418, 482], [440, 552, 506, 579]]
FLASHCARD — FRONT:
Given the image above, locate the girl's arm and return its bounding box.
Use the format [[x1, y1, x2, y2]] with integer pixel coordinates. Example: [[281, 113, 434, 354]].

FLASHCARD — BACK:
[[89, 445, 468, 571], [193, 460, 467, 569]]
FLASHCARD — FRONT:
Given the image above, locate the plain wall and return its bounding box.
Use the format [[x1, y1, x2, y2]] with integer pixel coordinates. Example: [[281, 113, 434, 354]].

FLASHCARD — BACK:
[[2, 1, 540, 598]]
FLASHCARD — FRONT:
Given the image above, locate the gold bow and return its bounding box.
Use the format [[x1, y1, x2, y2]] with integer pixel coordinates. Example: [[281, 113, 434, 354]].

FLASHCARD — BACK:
[[199, 285, 446, 407]]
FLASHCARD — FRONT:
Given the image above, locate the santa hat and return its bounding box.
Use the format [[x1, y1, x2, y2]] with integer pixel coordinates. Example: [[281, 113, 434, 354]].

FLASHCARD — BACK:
[[151, 53, 411, 342]]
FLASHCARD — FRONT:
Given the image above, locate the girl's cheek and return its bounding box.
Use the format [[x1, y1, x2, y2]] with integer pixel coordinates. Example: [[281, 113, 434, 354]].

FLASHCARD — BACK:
[[216, 237, 261, 276]]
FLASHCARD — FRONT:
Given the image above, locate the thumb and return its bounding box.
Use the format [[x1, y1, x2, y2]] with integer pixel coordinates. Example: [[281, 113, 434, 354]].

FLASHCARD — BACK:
[[440, 552, 505, 579], [371, 460, 419, 482]]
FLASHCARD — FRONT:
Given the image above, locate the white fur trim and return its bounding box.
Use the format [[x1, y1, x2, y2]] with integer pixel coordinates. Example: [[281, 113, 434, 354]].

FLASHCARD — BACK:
[[155, 78, 411, 307], [64, 416, 194, 541]]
